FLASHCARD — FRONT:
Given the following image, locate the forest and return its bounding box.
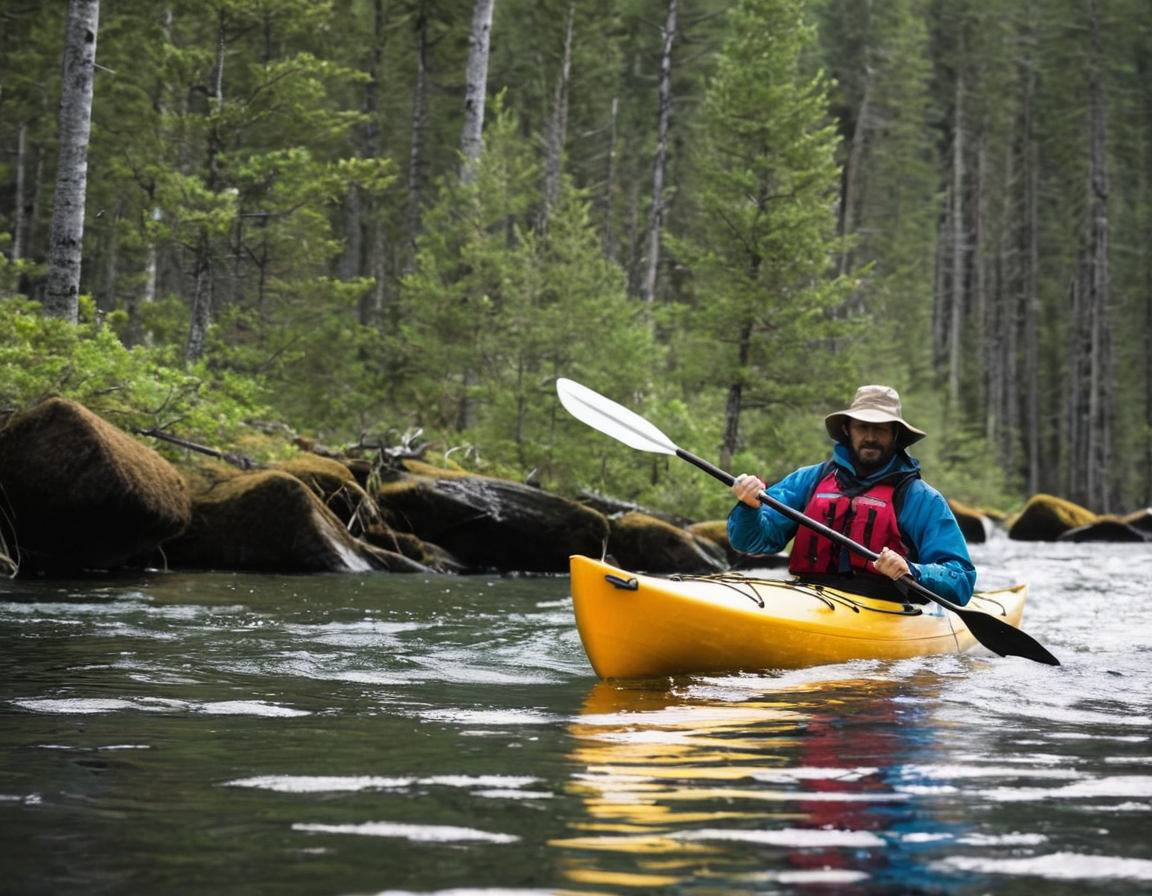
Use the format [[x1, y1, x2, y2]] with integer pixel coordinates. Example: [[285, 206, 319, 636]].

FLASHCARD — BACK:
[[1, 0, 1150, 522]]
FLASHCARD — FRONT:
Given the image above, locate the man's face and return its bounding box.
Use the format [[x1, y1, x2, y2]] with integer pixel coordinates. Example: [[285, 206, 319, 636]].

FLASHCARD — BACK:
[[846, 420, 897, 472]]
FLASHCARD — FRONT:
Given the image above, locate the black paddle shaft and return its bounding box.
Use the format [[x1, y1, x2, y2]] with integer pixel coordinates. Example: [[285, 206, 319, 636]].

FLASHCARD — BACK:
[[675, 448, 1061, 665]]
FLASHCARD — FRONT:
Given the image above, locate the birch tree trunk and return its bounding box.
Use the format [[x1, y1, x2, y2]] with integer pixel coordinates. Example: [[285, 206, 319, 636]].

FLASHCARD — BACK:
[[12, 123, 27, 261], [460, 0, 495, 183], [639, 0, 678, 303], [44, 0, 100, 322], [457, 0, 496, 430], [186, 248, 212, 363]]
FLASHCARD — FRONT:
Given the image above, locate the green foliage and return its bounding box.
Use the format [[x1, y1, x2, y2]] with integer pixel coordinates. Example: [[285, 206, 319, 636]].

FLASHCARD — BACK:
[[814, 0, 940, 383], [0, 235, 44, 295], [668, 0, 859, 471], [392, 96, 662, 499], [0, 296, 277, 460], [4, 0, 1151, 515]]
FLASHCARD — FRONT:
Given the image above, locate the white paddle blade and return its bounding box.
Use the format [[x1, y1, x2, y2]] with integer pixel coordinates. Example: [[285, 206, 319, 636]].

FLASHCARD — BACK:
[[556, 378, 678, 456]]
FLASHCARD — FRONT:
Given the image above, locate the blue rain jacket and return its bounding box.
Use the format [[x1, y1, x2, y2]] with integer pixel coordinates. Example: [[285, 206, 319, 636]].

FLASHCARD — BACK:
[[727, 442, 977, 605]]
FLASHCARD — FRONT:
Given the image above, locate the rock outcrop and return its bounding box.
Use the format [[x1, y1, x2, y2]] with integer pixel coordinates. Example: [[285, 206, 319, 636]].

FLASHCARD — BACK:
[[0, 397, 191, 572], [376, 461, 610, 573], [1007, 493, 1099, 541], [1057, 519, 1150, 543], [159, 469, 426, 573], [3, 397, 1146, 579], [947, 499, 988, 544], [607, 512, 727, 574]]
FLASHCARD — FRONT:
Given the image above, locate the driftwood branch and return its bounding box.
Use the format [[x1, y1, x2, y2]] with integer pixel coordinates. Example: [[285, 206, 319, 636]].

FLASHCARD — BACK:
[[136, 428, 255, 470]]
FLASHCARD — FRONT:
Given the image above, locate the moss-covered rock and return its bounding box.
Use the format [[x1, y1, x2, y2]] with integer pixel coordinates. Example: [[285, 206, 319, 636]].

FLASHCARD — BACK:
[[377, 467, 610, 573], [1121, 508, 1152, 533], [363, 525, 464, 572], [687, 519, 733, 559], [0, 397, 191, 573], [608, 512, 727, 574], [274, 453, 376, 531], [1058, 519, 1150, 542], [1007, 494, 1098, 541], [162, 469, 426, 573], [947, 499, 987, 544]]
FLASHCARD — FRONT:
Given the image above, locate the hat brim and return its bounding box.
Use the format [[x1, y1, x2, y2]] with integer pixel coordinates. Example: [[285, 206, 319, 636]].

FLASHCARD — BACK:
[[824, 410, 927, 446]]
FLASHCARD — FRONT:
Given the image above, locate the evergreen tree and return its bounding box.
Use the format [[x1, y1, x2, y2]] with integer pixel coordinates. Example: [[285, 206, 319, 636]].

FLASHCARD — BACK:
[[671, 0, 856, 474], [395, 99, 659, 493]]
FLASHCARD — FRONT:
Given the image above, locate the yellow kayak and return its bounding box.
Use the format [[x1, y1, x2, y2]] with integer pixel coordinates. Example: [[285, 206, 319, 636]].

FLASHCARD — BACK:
[[569, 555, 1027, 679]]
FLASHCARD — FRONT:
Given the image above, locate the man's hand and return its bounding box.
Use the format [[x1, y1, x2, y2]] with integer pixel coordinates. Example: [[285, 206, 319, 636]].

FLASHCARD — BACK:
[[731, 474, 765, 508], [873, 546, 910, 580]]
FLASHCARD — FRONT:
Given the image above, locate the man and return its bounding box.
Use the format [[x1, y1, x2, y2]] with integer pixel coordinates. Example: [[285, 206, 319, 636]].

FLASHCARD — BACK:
[[727, 385, 976, 605]]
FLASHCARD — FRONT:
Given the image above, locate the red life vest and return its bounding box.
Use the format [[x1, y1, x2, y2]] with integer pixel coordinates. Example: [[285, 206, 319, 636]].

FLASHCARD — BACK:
[[789, 465, 912, 581]]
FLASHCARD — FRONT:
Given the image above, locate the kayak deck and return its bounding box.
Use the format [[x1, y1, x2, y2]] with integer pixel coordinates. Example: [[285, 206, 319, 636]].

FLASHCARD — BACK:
[[569, 555, 1027, 679]]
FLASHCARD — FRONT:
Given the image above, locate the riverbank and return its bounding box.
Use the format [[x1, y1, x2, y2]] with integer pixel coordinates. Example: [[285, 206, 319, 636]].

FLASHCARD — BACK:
[[0, 396, 1147, 579]]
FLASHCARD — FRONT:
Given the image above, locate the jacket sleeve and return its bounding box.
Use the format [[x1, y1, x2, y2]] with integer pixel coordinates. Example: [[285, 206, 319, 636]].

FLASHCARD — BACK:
[[726, 464, 823, 556], [898, 481, 977, 605]]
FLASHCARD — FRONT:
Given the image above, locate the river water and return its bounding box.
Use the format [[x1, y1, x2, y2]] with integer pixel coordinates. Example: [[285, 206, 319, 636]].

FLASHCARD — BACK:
[[2, 533, 1150, 895]]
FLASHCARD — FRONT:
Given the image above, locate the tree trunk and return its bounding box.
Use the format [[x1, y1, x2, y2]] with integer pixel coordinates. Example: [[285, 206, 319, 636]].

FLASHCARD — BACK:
[[639, 0, 678, 303], [185, 237, 212, 363], [719, 322, 753, 471], [362, 0, 387, 325], [456, 0, 495, 431], [1069, 0, 1113, 511], [839, 66, 872, 277], [1022, 37, 1041, 496], [342, 186, 363, 283], [948, 66, 965, 407], [185, 11, 228, 362], [973, 135, 988, 423], [44, 0, 100, 322], [988, 134, 1010, 454], [13, 123, 27, 261], [932, 184, 951, 373], [626, 174, 642, 293], [603, 97, 619, 260], [460, 0, 496, 182], [1142, 41, 1152, 506], [538, 3, 574, 234], [405, 9, 430, 272], [98, 217, 118, 313], [1084, 0, 1112, 511]]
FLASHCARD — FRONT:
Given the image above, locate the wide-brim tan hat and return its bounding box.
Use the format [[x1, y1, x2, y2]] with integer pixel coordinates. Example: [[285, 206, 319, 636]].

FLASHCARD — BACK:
[[824, 384, 926, 447]]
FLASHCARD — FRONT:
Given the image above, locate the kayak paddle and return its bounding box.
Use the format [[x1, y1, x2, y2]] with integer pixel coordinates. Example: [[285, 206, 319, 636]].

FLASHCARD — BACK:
[[556, 377, 1060, 666]]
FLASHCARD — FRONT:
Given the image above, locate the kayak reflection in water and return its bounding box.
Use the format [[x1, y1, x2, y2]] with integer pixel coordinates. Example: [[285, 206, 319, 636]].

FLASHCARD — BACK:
[[729, 385, 976, 606], [554, 678, 971, 891]]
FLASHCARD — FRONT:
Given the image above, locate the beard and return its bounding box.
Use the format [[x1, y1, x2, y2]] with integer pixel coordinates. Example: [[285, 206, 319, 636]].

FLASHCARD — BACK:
[[851, 441, 896, 473]]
